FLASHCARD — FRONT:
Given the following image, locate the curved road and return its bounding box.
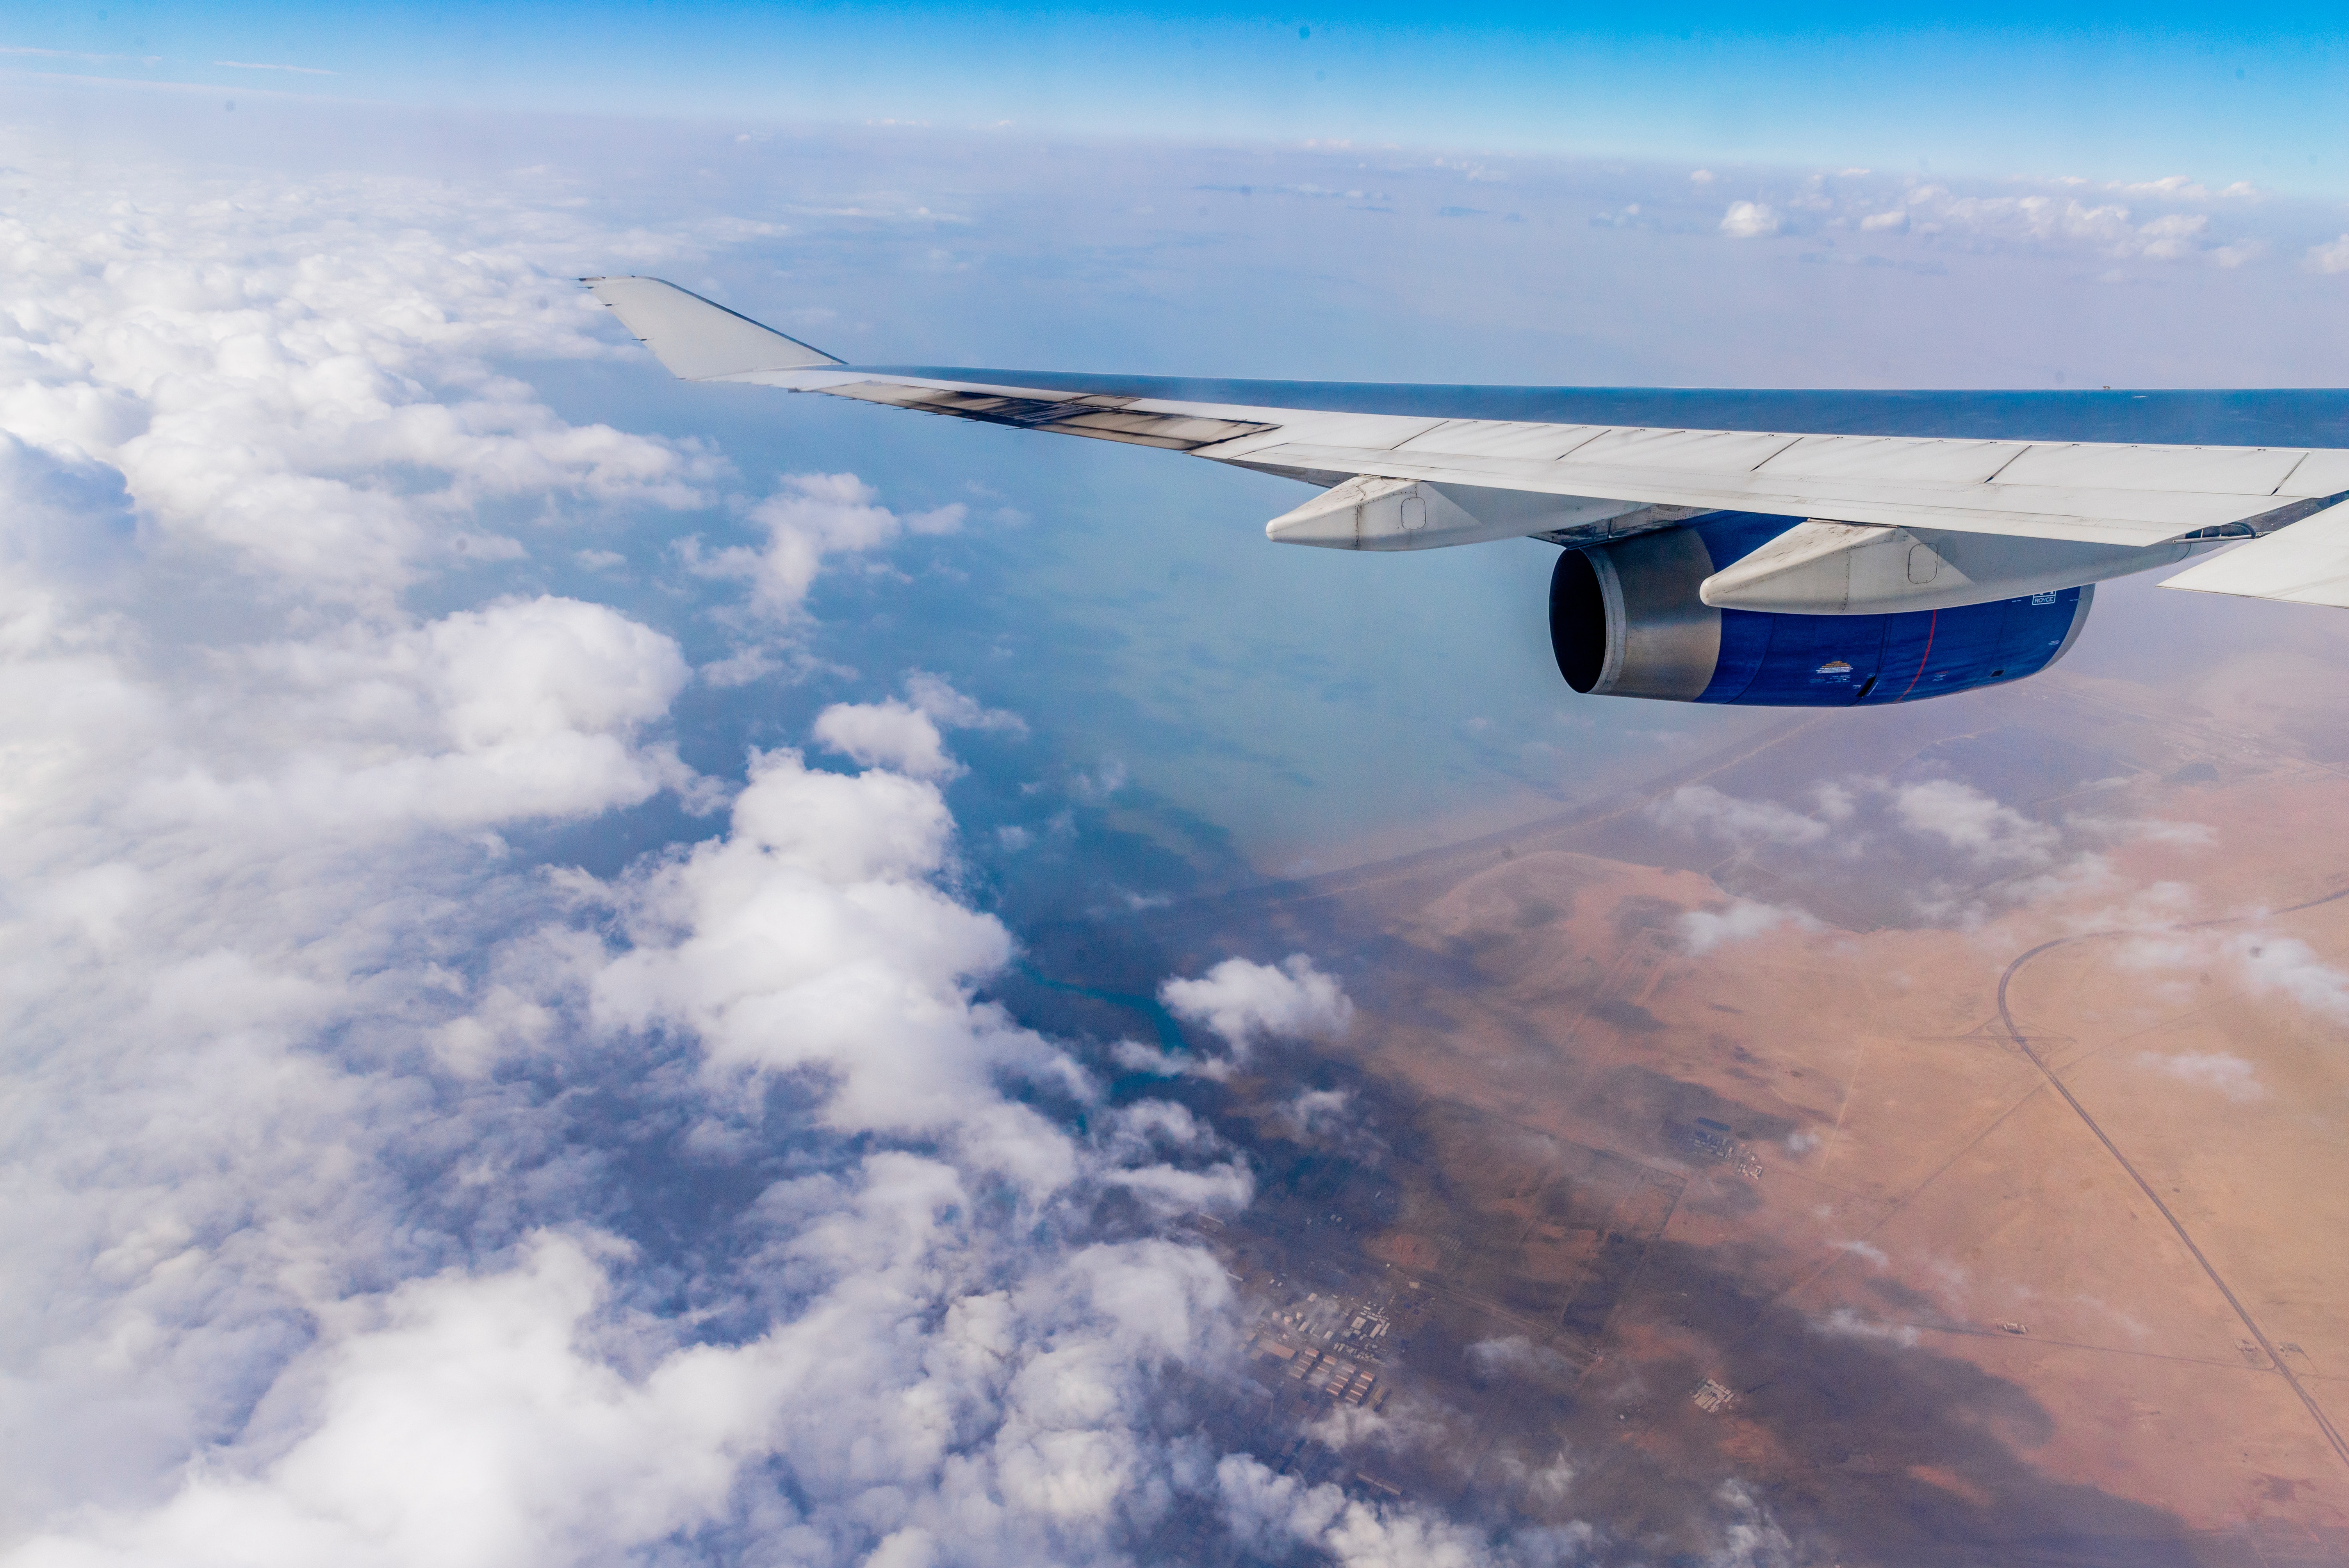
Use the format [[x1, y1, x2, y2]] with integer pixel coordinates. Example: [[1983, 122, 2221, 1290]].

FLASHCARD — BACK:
[[1995, 884, 2349, 1472]]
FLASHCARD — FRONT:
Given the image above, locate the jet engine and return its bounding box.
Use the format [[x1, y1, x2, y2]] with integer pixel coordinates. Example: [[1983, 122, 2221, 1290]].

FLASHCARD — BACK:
[[1550, 514, 2094, 705]]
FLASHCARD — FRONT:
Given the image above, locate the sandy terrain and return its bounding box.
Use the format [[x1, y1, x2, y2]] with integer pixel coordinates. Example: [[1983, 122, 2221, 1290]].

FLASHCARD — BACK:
[[1150, 656, 2349, 1565]]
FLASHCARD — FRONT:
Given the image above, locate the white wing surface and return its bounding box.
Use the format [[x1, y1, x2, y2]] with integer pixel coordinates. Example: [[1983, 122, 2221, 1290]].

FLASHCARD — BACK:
[[583, 276, 841, 379], [586, 276, 2349, 568], [2160, 500, 2349, 605], [761, 368, 2345, 548]]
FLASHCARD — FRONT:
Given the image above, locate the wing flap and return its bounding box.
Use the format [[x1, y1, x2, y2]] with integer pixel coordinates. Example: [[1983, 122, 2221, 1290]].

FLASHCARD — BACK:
[[817, 380, 1277, 450], [1990, 442, 2308, 493], [2280, 450, 2349, 494], [1391, 420, 1608, 460], [1752, 435, 2027, 485], [2159, 501, 2349, 605], [1558, 426, 1805, 472]]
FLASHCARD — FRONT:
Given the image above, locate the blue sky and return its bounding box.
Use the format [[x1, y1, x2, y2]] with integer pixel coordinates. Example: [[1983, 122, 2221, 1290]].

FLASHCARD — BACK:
[[11, 1, 2349, 195]]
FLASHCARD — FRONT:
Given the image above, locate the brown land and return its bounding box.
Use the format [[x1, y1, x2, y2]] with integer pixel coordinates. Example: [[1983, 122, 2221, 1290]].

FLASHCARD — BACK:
[[1176, 652, 2349, 1566]]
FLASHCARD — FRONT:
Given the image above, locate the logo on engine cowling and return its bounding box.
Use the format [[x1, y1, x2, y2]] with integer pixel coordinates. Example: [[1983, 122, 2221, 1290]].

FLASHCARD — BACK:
[[1815, 659, 1854, 677]]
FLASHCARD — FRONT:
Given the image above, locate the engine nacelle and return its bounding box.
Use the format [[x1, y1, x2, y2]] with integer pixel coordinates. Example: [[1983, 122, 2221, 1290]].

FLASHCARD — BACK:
[[1550, 514, 2094, 706]]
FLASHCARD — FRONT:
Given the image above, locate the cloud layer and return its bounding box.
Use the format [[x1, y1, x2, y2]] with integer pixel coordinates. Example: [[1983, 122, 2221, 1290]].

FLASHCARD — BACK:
[[0, 147, 1274, 1568]]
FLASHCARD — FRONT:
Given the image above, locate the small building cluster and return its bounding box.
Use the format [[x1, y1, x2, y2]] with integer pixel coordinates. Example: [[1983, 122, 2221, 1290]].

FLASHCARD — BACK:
[[1245, 1288, 1399, 1410], [1668, 1116, 1764, 1180]]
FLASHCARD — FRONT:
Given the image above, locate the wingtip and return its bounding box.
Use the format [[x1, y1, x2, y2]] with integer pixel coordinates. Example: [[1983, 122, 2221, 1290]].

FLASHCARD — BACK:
[[582, 275, 842, 377]]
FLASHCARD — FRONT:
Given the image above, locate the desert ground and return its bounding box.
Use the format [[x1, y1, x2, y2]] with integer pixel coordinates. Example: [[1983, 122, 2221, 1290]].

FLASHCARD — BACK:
[[1042, 642, 2349, 1565]]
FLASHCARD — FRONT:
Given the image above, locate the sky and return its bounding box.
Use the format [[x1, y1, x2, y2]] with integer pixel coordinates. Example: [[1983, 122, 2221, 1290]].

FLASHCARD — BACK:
[[9, 1, 2349, 195], [3, 16, 2349, 1568]]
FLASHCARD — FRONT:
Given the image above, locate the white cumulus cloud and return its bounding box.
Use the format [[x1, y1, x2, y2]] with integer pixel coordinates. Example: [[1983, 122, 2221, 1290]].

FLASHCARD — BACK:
[[0, 143, 1299, 1568], [1159, 953, 1354, 1066], [1889, 778, 2059, 868], [812, 672, 1027, 780], [1679, 898, 1820, 955], [0, 176, 722, 601], [1216, 1453, 1502, 1568], [685, 472, 966, 625]]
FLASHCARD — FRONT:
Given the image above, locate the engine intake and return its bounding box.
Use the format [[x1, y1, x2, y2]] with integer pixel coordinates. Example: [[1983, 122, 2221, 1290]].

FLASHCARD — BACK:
[[1550, 514, 2094, 706]]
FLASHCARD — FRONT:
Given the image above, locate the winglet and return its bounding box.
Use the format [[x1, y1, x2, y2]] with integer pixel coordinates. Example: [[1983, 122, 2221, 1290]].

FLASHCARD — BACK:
[[580, 276, 843, 380]]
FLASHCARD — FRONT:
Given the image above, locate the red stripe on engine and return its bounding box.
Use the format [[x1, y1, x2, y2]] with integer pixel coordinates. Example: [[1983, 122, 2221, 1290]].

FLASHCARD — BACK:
[[1896, 609, 1939, 701]]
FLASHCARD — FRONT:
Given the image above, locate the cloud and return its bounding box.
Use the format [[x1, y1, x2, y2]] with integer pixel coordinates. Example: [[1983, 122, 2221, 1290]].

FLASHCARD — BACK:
[[585, 744, 1066, 1136], [1269, 1086, 1350, 1139], [1813, 1308, 1919, 1347], [2077, 817, 2214, 848], [1492, 1450, 1580, 1513], [813, 699, 959, 778], [812, 672, 1026, 779], [1159, 954, 1354, 1062], [1719, 201, 1780, 239], [682, 472, 966, 627], [132, 596, 701, 834], [0, 187, 722, 602], [903, 670, 1027, 734], [1870, 184, 2261, 267], [11, 1234, 765, 1564], [1679, 898, 1820, 955], [2136, 1051, 2264, 1101], [1066, 759, 1129, 801], [1216, 1454, 1500, 1568], [1889, 778, 2058, 868], [0, 487, 1257, 1568], [1708, 1480, 1798, 1568], [2234, 934, 2349, 1023], [1465, 1335, 1578, 1383], [2108, 175, 2209, 198], [1649, 774, 2129, 930], [2135, 211, 2210, 260], [1652, 784, 1829, 846], [2308, 235, 2349, 274]]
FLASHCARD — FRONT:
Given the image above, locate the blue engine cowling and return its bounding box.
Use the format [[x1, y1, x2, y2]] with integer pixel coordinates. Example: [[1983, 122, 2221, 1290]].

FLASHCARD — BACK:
[[1549, 513, 2094, 706]]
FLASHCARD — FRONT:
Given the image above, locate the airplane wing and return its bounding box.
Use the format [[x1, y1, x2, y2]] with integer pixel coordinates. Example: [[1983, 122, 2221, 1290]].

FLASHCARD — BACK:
[[583, 275, 2349, 603], [2158, 500, 2349, 606]]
